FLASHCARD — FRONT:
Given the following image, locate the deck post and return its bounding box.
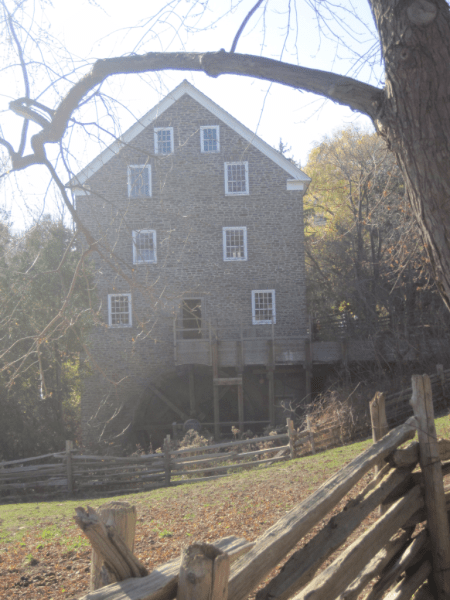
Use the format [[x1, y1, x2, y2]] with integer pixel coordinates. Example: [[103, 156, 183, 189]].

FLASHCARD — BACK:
[[188, 365, 196, 416], [267, 339, 275, 427], [212, 339, 220, 440], [238, 383, 244, 433], [163, 435, 171, 486], [410, 374, 450, 599]]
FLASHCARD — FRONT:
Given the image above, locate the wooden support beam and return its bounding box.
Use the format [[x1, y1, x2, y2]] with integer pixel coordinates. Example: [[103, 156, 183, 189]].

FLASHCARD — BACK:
[[267, 369, 275, 427], [163, 436, 171, 486], [212, 340, 220, 440], [238, 384, 244, 433], [410, 374, 450, 600], [213, 386, 220, 441], [188, 366, 196, 417], [287, 418, 295, 460], [147, 383, 188, 421]]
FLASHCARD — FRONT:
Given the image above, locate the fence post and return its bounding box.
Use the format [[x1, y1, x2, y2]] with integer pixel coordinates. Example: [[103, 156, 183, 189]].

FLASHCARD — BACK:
[[90, 501, 137, 591], [164, 435, 171, 486], [287, 418, 295, 460], [306, 414, 315, 454], [178, 543, 230, 600], [410, 374, 450, 600], [369, 392, 388, 475], [65, 440, 74, 496]]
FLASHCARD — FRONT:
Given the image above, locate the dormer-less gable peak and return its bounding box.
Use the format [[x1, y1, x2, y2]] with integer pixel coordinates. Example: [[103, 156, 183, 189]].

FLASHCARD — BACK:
[[68, 80, 311, 189]]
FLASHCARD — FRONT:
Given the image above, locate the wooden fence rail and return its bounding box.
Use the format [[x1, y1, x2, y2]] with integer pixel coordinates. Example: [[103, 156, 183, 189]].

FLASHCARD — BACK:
[[73, 372, 450, 600], [1, 428, 315, 502]]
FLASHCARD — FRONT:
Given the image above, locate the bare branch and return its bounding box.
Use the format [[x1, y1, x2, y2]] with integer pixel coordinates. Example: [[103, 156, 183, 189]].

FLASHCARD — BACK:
[[230, 0, 265, 53]]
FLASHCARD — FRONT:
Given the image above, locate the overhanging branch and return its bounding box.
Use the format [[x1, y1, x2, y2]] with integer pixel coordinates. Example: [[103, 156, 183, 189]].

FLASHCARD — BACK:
[[7, 51, 383, 171]]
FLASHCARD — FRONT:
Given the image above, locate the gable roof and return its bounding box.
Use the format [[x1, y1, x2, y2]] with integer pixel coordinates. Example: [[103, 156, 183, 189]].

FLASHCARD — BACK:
[[68, 80, 311, 189]]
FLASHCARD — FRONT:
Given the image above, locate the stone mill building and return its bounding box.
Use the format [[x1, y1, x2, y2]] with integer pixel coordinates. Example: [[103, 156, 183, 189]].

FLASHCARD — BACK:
[[69, 80, 312, 448]]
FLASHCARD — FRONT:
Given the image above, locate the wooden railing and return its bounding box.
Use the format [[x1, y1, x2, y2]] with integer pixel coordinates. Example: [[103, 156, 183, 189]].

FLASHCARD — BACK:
[[74, 373, 450, 600]]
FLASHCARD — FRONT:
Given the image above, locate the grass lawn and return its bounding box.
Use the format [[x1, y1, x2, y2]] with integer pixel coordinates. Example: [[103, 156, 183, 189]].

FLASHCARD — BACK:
[[1, 413, 449, 599]]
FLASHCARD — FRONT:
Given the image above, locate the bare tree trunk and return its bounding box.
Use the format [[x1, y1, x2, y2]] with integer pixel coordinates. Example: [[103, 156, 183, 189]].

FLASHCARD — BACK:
[[371, 0, 450, 310]]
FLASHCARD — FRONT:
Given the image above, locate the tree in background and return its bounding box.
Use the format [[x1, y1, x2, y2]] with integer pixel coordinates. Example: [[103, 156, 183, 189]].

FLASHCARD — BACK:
[[304, 128, 447, 337], [0, 217, 94, 459]]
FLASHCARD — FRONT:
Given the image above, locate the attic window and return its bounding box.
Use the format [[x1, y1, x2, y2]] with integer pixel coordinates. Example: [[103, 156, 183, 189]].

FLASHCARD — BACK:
[[108, 294, 132, 327], [128, 165, 151, 198], [201, 126, 220, 153], [132, 230, 157, 264], [155, 127, 174, 154], [223, 227, 247, 261], [225, 162, 249, 195], [252, 290, 276, 325]]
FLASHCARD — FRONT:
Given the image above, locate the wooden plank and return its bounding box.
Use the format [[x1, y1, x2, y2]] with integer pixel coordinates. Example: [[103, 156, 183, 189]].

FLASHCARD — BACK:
[[228, 417, 417, 600], [410, 374, 450, 600], [335, 529, 411, 600], [213, 378, 243, 386], [78, 536, 253, 600], [292, 485, 423, 600], [256, 464, 415, 600]]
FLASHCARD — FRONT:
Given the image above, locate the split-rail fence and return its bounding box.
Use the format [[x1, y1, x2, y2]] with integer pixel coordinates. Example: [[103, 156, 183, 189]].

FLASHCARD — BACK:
[[74, 373, 450, 600], [2, 363, 450, 503]]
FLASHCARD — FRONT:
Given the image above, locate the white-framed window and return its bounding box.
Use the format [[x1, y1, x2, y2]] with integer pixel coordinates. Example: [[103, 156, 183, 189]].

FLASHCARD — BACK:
[[225, 162, 249, 195], [108, 294, 132, 327], [132, 230, 157, 264], [252, 290, 276, 325], [200, 126, 220, 153], [223, 227, 247, 261], [128, 165, 151, 198], [154, 127, 174, 155]]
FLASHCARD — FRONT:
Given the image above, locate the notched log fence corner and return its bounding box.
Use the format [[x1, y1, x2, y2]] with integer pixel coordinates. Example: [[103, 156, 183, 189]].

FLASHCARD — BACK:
[[74, 505, 148, 587]]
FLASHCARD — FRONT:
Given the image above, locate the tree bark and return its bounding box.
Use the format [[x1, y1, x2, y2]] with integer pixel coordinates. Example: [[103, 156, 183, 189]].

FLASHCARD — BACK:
[[370, 0, 450, 310]]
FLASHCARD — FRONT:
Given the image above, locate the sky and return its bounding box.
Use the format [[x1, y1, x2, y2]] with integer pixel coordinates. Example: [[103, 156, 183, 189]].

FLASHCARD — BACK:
[[0, 0, 382, 227]]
